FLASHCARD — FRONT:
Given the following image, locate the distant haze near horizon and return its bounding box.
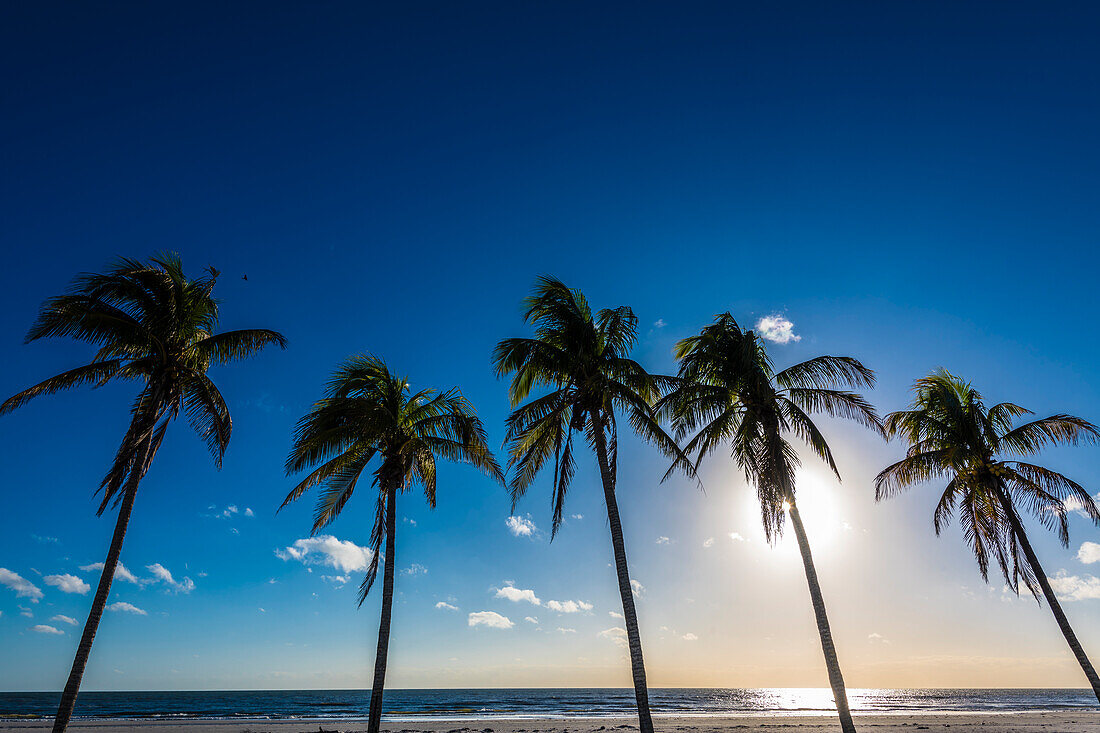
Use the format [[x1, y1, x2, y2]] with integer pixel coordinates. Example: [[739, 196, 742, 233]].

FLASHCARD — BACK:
[[2, 2, 1099, 693]]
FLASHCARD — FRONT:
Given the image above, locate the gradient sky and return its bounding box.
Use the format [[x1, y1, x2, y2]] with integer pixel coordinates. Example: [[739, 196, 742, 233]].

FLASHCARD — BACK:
[[2, 1, 1100, 692]]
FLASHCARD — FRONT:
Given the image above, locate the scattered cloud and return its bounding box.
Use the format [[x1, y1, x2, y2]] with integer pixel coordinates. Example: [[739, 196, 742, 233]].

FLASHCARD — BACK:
[[107, 602, 147, 615], [275, 536, 372, 573], [682, 632, 699, 641], [404, 517, 417, 526], [505, 515, 537, 537], [524, 616, 539, 624], [1078, 542, 1100, 565], [1049, 572, 1100, 601], [599, 626, 628, 648], [435, 602, 459, 611], [703, 537, 715, 548], [31, 624, 64, 635], [0, 568, 43, 602], [656, 536, 671, 545], [571, 514, 583, 520], [146, 564, 194, 593], [630, 579, 645, 596], [729, 532, 746, 542], [244, 508, 255, 518], [545, 599, 593, 614], [19, 606, 33, 618], [44, 573, 90, 595], [468, 611, 513, 629], [402, 563, 428, 576], [81, 562, 143, 585], [495, 583, 541, 605], [51, 615, 78, 626], [756, 314, 800, 344], [556, 627, 576, 634], [868, 632, 892, 644], [1063, 493, 1100, 518], [31, 535, 59, 544], [321, 575, 350, 586], [653, 319, 667, 329], [608, 610, 623, 619]]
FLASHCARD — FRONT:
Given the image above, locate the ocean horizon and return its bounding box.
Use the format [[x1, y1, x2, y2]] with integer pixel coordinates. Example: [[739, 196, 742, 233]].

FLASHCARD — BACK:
[[1, 688, 1095, 721]]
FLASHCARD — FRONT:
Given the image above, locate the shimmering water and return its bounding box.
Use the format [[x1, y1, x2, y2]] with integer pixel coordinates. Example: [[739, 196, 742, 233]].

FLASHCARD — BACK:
[[0, 688, 1095, 720]]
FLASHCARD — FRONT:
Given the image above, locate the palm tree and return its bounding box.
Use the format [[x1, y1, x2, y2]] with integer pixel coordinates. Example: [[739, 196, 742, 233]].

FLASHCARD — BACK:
[[493, 276, 692, 733], [0, 254, 286, 733], [281, 354, 503, 733], [875, 369, 1100, 702], [659, 313, 882, 733]]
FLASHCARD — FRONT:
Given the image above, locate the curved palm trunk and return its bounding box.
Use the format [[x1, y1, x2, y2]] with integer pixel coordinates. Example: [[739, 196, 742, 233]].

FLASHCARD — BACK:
[[590, 409, 655, 733], [788, 499, 856, 733], [53, 429, 157, 733], [367, 482, 397, 733], [999, 494, 1100, 703]]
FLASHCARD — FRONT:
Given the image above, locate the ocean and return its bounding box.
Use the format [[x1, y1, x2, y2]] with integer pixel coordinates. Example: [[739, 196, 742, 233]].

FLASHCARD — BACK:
[[0, 688, 1095, 720]]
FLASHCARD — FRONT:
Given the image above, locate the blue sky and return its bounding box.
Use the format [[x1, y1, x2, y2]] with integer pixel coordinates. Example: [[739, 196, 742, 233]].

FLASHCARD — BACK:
[[2, 1, 1100, 691]]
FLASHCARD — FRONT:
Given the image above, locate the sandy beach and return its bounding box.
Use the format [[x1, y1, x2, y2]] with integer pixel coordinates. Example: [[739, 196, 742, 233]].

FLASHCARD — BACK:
[[3, 715, 1100, 733]]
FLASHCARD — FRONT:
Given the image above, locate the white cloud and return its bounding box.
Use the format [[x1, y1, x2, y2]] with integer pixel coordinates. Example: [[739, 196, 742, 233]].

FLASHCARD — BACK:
[[44, 574, 90, 595], [609, 610, 623, 619], [868, 632, 891, 644], [495, 583, 541, 605], [524, 616, 539, 624], [402, 563, 428, 576], [19, 606, 33, 618], [275, 535, 372, 573], [630, 579, 645, 596], [321, 575, 349, 586], [244, 508, 255, 517], [545, 599, 593, 614], [468, 611, 513, 629], [0, 568, 43, 602], [703, 537, 715, 548], [653, 319, 667, 329], [571, 514, 583, 520], [729, 532, 746, 542], [1049, 571, 1100, 601], [1078, 542, 1100, 565], [404, 517, 417, 526], [31, 624, 64, 635], [1063, 493, 1100, 518], [32, 535, 59, 544], [557, 627, 576, 634], [682, 632, 699, 641], [756, 314, 801, 344], [599, 626, 628, 648], [656, 536, 671, 545], [81, 561, 143, 585], [51, 615, 78, 626], [146, 564, 194, 593], [107, 602, 147, 615], [505, 515, 537, 537], [435, 602, 459, 611]]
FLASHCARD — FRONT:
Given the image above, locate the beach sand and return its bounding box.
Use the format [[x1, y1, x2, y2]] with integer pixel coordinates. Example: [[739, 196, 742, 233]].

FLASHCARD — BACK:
[[3, 714, 1100, 733]]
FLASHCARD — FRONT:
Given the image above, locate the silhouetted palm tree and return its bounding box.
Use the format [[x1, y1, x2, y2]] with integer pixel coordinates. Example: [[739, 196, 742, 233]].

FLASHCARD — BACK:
[[875, 369, 1100, 703], [493, 276, 692, 733], [0, 255, 285, 733], [660, 313, 882, 733], [282, 354, 503, 733]]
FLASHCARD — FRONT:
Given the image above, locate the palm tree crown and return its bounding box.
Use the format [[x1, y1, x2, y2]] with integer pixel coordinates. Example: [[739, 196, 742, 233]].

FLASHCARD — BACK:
[[493, 275, 692, 535], [662, 312, 882, 539], [876, 369, 1100, 594], [1, 253, 287, 511], [282, 353, 504, 601]]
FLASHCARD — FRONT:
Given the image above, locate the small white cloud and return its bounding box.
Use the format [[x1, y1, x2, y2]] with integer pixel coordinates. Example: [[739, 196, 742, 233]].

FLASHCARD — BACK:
[[435, 601, 459, 611], [244, 508, 255, 518], [276, 535, 373, 573], [495, 583, 541, 605], [524, 616, 539, 624], [19, 606, 33, 618], [51, 615, 78, 626], [868, 632, 891, 644], [609, 610, 623, 619], [1063, 493, 1100, 518], [756, 314, 801, 344], [682, 632, 699, 641], [703, 537, 715, 548], [1078, 542, 1100, 565], [81, 562, 143, 585], [107, 602, 147, 615], [0, 569, 43, 602], [630, 579, 645, 596], [729, 532, 746, 542], [468, 611, 514, 629], [599, 626, 628, 648], [656, 536, 671, 545], [32, 535, 59, 544], [505, 515, 537, 537], [44, 573, 90, 595], [545, 599, 593, 614], [259, 607, 266, 613], [31, 624, 64, 635], [653, 319, 667, 329], [404, 517, 417, 526], [1049, 571, 1100, 601], [571, 514, 583, 520], [321, 575, 349, 586], [402, 563, 428, 576], [146, 564, 194, 593], [557, 627, 576, 634]]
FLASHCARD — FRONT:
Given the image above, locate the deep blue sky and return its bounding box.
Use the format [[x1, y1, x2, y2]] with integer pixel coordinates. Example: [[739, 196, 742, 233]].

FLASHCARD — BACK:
[[2, 2, 1099, 691]]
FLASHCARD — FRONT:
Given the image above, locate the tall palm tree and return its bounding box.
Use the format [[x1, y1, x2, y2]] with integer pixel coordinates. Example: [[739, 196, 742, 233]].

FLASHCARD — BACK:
[[875, 369, 1100, 702], [659, 313, 882, 733], [281, 354, 503, 733], [0, 254, 286, 733], [493, 276, 692, 733]]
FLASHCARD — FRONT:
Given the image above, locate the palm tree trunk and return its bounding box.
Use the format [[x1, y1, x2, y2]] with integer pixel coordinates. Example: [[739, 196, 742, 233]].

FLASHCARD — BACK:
[[366, 481, 397, 733], [590, 409, 655, 733], [999, 493, 1100, 703], [787, 499, 856, 733], [53, 428, 156, 733]]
